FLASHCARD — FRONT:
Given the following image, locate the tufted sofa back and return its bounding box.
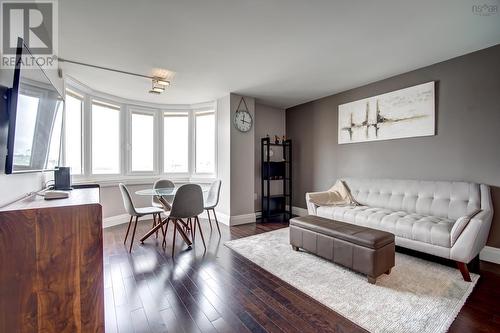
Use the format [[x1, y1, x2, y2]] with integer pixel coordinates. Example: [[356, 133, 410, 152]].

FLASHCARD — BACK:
[[342, 178, 481, 220]]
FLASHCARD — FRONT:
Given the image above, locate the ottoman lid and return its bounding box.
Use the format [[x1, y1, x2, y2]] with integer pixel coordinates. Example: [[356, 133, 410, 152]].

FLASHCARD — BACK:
[[290, 215, 394, 249]]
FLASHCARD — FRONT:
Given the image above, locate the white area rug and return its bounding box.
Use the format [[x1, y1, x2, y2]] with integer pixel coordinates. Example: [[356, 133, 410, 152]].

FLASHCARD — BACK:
[[225, 228, 478, 333]]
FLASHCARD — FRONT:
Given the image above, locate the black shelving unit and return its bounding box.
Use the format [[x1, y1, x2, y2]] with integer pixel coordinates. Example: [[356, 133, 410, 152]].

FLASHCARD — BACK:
[[261, 137, 292, 221]]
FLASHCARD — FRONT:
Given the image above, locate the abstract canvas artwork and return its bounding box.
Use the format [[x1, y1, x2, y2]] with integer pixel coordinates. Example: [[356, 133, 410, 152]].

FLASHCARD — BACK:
[[338, 82, 435, 144]]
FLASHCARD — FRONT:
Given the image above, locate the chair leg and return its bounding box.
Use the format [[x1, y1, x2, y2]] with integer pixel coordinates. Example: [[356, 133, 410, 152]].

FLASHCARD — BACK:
[[212, 209, 221, 236], [162, 218, 170, 247], [152, 213, 158, 238], [206, 209, 213, 230], [159, 216, 166, 241], [124, 216, 133, 244], [171, 219, 177, 257], [195, 216, 206, 250], [129, 216, 139, 253], [457, 261, 472, 282], [193, 216, 197, 238], [188, 218, 195, 240]]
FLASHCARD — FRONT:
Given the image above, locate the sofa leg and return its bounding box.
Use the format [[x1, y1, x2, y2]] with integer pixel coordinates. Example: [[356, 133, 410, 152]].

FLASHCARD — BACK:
[[291, 245, 299, 251], [456, 261, 472, 282], [385, 268, 392, 275], [468, 255, 480, 274], [367, 276, 376, 284]]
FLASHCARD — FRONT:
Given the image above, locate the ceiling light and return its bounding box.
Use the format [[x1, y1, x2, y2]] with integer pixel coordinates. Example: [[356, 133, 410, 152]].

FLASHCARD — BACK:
[[149, 78, 167, 94], [154, 78, 170, 86]]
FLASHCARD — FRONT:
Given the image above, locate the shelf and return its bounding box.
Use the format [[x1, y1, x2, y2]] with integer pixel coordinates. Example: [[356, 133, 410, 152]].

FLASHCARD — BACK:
[[262, 194, 290, 199], [261, 137, 291, 221], [260, 212, 292, 219], [263, 143, 290, 147], [262, 161, 286, 179]]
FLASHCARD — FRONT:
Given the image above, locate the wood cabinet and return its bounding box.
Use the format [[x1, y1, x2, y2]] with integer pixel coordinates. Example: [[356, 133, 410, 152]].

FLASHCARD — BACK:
[[0, 186, 104, 332]]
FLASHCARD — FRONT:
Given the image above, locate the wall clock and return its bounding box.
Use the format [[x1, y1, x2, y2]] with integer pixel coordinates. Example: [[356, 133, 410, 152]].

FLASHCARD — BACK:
[[233, 97, 253, 132]]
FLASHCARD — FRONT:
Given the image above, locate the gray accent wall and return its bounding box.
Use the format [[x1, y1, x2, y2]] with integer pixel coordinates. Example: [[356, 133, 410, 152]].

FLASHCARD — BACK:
[[286, 44, 500, 247]]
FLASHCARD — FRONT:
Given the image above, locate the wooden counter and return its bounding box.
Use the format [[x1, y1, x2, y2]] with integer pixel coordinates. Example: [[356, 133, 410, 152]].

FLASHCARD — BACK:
[[0, 186, 104, 332]]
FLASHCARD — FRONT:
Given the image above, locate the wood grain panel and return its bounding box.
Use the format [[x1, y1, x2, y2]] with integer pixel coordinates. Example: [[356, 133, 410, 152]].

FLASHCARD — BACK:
[[36, 206, 81, 333], [0, 187, 104, 333], [0, 209, 37, 332], [78, 204, 104, 333]]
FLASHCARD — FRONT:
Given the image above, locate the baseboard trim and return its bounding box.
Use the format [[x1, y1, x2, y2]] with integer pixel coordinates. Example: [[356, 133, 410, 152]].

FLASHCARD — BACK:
[[292, 206, 308, 216], [480, 246, 500, 264], [103, 214, 131, 228], [103, 210, 256, 228], [229, 213, 256, 226]]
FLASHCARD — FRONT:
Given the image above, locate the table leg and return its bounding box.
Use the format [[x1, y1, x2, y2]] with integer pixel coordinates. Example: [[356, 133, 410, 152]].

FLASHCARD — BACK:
[[140, 195, 192, 247], [140, 219, 165, 243]]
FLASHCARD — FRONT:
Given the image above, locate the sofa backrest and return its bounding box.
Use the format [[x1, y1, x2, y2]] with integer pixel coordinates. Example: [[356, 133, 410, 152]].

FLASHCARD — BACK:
[[342, 178, 481, 220]]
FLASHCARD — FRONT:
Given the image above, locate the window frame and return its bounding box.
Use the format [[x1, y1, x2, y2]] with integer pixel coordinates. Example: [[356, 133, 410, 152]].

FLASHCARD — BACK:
[[62, 89, 84, 175], [162, 110, 191, 177], [126, 107, 159, 175], [193, 108, 217, 177], [90, 98, 123, 177]]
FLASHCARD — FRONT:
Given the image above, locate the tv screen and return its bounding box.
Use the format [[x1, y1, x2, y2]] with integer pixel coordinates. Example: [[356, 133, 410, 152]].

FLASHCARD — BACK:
[[5, 38, 64, 174]]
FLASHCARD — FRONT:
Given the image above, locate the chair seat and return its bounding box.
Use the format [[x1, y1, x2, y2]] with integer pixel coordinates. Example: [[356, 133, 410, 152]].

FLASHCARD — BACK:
[[136, 206, 164, 217]]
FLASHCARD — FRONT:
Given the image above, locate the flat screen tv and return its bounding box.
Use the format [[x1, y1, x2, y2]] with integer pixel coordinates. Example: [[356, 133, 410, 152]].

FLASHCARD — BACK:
[[5, 38, 64, 174]]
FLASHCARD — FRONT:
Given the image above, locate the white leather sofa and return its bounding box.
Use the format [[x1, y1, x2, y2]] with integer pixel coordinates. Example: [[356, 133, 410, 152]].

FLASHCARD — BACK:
[[306, 178, 493, 281]]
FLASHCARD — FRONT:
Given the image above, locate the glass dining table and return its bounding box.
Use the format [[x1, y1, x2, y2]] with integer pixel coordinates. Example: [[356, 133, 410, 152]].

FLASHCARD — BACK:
[[135, 186, 207, 247]]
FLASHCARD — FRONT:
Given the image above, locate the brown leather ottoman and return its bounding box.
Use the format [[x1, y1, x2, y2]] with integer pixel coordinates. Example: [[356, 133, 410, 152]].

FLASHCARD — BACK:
[[290, 215, 395, 284]]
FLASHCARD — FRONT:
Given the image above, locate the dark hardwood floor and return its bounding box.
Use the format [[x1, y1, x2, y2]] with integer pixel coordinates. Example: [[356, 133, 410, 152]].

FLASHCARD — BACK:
[[103, 217, 500, 333]]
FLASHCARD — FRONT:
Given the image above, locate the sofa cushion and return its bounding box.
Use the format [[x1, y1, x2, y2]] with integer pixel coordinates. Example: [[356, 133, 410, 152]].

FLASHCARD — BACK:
[[316, 205, 456, 248], [342, 178, 481, 221]]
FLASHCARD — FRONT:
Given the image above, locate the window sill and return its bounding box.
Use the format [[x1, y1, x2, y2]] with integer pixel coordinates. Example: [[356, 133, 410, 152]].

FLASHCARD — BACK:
[[72, 175, 216, 188]]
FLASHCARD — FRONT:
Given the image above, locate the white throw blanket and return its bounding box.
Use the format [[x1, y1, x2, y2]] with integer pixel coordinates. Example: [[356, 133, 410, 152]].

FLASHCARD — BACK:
[[307, 180, 357, 206]]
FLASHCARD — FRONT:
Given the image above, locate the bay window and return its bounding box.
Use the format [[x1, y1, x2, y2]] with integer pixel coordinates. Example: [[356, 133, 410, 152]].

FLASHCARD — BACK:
[[62, 85, 216, 181]]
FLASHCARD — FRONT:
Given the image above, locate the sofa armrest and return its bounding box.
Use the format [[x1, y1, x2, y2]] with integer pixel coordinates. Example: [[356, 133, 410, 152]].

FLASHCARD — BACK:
[[450, 184, 493, 263], [305, 191, 330, 215]]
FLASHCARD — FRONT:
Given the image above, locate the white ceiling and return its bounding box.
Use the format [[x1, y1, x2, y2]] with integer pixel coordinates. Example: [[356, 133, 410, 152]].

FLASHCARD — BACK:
[[59, 0, 500, 108]]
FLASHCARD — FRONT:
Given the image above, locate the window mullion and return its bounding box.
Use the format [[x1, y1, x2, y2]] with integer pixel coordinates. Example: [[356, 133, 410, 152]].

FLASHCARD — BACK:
[[83, 94, 91, 177], [189, 109, 195, 179]]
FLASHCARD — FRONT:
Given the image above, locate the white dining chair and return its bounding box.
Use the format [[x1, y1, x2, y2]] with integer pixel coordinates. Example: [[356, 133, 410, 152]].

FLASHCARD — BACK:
[[162, 184, 205, 257], [204, 180, 222, 236], [119, 183, 164, 252]]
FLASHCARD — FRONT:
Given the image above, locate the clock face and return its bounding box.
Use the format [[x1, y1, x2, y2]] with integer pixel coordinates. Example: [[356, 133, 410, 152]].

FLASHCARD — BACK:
[[234, 110, 252, 132]]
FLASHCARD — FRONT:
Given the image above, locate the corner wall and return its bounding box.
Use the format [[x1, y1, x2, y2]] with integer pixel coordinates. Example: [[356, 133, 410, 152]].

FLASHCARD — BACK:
[[286, 44, 500, 248], [254, 103, 286, 211]]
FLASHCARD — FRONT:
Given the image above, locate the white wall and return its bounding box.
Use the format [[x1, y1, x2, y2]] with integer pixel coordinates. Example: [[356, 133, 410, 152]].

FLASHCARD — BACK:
[[229, 93, 255, 217], [216, 95, 231, 217]]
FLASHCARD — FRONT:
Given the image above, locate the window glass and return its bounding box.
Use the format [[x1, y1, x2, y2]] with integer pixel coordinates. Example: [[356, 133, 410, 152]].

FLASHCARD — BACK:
[[131, 112, 154, 171], [164, 112, 188, 173], [195, 111, 215, 173], [92, 102, 120, 174]]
